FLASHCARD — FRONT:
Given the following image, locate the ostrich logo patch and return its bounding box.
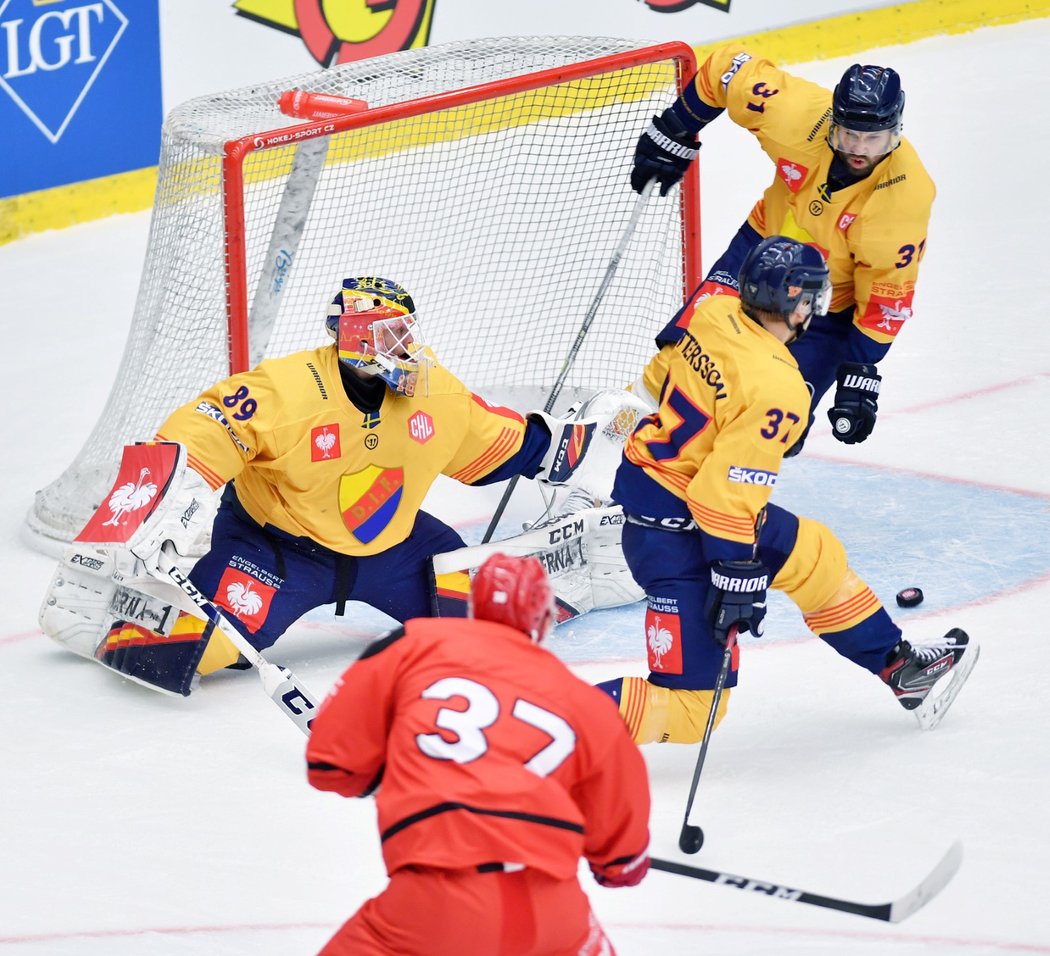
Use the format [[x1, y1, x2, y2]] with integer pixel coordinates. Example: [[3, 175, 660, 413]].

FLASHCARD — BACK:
[[215, 567, 276, 634]]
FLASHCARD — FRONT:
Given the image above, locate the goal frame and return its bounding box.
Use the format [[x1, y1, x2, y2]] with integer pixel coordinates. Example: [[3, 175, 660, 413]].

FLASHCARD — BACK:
[[221, 41, 701, 374], [26, 37, 703, 552]]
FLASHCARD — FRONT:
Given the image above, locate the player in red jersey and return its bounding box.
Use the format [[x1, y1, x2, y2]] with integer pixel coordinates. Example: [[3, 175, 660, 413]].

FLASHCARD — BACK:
[[307, 553, 651, 955]]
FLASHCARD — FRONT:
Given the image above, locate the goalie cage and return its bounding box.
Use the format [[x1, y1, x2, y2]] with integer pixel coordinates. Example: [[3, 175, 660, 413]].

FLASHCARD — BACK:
[[25, 36, 701, 552]]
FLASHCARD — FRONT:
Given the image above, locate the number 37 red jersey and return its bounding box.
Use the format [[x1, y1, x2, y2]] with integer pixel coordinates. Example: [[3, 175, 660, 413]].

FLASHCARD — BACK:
[[307, 618, 651, 880]]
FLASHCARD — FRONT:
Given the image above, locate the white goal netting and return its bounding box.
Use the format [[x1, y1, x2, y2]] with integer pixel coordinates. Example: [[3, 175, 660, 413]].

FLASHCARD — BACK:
[[27, 36, 698, 549]]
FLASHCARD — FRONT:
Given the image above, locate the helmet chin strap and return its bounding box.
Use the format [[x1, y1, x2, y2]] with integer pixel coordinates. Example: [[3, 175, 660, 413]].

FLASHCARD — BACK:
[[785, 313, 810, 344]]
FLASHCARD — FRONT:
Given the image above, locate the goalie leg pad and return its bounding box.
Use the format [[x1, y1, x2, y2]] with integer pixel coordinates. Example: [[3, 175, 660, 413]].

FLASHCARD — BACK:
[[597, 676, 731, 744], [95, 610, 216, 697], [431, 504, 642, 624]]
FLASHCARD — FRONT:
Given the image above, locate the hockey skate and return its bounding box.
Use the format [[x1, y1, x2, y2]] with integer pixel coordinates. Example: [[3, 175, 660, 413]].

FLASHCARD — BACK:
[[880, 628, 979, 730]]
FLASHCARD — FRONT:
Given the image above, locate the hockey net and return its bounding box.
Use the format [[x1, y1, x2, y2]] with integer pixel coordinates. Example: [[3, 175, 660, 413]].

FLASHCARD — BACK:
[[27, 36, 700, 549]]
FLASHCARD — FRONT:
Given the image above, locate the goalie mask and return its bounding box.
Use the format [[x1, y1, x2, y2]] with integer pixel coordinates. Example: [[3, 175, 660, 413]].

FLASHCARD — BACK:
[[325, 276, 430, 396]]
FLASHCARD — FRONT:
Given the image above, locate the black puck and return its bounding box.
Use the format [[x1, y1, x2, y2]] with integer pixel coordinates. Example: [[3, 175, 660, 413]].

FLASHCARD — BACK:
[[679, 825, 704, 855], [896, 587, 924, 608]]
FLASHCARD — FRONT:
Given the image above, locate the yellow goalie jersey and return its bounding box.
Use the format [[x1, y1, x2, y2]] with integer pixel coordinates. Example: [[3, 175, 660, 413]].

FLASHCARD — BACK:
[[690, 45, 935, 346], [155, 345, 527, 556], [621, 297, 810, 550]]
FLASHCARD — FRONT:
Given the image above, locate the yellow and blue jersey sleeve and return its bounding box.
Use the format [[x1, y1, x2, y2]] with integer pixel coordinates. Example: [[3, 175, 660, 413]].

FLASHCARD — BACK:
[[444, 393, 528, 484], [686, 45, 935, 358]]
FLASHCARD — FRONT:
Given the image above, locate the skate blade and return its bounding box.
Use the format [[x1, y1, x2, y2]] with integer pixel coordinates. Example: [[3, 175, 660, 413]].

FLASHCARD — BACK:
[[915, 643, 980, 730]]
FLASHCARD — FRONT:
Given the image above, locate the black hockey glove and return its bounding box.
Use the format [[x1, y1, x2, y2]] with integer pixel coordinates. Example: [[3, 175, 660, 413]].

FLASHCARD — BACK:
[[630, 108, 699, 196], [827, 362, 881, 444], [705, 560, 768, 647]]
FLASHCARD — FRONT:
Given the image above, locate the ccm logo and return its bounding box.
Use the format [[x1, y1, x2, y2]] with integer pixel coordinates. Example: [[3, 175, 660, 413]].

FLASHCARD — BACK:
[[728, 466, 778, 486]]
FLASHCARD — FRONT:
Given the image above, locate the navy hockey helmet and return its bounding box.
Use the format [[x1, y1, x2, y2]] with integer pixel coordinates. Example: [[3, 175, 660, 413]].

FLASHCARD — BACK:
[[832, 64, 905, 133], [738, 236, 831, 339]]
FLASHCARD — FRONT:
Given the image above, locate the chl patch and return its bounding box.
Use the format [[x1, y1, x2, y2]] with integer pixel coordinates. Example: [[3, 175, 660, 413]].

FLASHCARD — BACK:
[[312, 424, 341, 461], [408, 410, 434, 444], [215, 567, 276, 634], [645, 601, 683, 675]]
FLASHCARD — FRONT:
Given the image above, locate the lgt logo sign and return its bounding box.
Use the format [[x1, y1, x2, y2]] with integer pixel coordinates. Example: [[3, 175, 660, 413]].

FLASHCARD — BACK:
[[408, 410, 434, 444], [0, 0, 127, 143]]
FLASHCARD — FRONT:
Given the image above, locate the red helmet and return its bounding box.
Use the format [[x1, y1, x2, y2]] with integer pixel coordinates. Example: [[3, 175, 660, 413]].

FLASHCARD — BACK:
[[470, 554, 555, 644]]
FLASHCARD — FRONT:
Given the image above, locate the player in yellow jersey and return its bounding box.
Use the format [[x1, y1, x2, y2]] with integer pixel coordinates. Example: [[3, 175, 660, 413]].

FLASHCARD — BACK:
[[631, 49, 935, 454], [40, 277, 608, 696], [598, 237, 977, 738]]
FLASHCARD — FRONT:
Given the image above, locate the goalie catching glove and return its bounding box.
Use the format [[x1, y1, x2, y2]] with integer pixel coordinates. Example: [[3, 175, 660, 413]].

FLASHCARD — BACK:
[[530, 389, 653, 498]]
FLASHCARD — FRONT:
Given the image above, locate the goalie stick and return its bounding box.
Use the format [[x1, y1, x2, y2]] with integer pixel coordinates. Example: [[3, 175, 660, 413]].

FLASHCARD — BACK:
[[650, 840, 963, 923], [153, 553, 320, 736], [481, 180, 657, 543]]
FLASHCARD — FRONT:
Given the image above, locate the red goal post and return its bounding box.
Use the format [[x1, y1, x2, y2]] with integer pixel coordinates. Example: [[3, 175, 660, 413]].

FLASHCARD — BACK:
[[27, 37, 701, 550]]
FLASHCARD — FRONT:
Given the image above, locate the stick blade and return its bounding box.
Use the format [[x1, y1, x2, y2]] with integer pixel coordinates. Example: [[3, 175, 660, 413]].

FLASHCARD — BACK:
[[888, 841, 963, 923]]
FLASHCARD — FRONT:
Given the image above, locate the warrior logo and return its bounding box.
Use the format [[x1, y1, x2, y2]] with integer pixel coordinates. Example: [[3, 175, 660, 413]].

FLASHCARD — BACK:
[[232, 0, 436, 67]]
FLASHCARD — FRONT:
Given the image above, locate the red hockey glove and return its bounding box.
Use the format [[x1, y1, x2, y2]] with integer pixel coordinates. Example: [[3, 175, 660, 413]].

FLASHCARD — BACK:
[[590, 850, 650, 888]]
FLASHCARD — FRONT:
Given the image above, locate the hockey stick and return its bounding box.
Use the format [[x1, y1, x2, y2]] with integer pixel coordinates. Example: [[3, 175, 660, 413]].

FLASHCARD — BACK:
[[481, 180, 657, 543], [678, 626, 737, 854], [650, 840, 963, 923], [680, 508, 768, 852], [153, 555, 320, 736]]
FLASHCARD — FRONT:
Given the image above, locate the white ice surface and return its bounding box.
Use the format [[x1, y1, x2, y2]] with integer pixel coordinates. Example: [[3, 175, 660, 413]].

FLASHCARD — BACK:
[[2, 19, 1049, 955]]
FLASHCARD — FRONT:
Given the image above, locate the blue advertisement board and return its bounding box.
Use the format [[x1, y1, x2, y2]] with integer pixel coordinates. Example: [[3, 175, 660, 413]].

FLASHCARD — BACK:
[[0, 0, 161, 198]]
